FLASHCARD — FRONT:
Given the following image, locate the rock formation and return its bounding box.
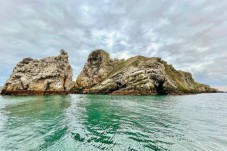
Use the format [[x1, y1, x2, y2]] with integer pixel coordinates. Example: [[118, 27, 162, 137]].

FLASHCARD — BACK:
[[0, 86, 2, 93], [72, 49, 217, 95], [1, 49, 73, 95]]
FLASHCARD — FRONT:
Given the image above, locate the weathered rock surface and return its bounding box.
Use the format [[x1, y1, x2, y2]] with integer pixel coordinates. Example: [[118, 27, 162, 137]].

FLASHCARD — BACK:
[[0, 86, 2, 93], [72, 49, 217, 95], [1, 49, 73, 95]]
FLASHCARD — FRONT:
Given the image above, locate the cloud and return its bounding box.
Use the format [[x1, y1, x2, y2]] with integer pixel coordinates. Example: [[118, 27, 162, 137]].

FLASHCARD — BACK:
[[0, 0, 227, 88]]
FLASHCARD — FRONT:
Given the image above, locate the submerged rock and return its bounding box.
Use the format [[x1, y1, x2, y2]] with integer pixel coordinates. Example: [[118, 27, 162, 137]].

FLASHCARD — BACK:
[[72, 49, 217, 95], [1, 49, 73, 95]]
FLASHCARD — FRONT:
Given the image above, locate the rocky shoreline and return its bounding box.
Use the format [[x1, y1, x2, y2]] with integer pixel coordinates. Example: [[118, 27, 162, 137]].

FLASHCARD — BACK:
[[1, 49, 218, 95], [0, 90, 69, 95]]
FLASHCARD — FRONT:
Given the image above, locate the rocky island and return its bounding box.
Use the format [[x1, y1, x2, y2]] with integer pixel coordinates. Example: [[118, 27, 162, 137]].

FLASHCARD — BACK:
[[1, 50, 72, 95], [71, 49, 217, 95], [1, 49, 217, 95]]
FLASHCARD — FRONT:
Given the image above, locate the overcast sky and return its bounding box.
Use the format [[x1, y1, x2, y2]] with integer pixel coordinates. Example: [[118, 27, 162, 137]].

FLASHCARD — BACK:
[[0, 0, 227, 90]]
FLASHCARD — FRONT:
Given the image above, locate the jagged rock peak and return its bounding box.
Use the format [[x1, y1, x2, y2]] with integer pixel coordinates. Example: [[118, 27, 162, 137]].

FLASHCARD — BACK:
[[87, 49, 110, 64], [60, 49, 68, 56], [72, 49, 217, 95], [1, 49, 73, 95]]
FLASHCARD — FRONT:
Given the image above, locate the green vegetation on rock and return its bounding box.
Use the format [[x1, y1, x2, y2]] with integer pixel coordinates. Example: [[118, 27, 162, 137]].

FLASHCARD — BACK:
[[72, 49, 217, 95]]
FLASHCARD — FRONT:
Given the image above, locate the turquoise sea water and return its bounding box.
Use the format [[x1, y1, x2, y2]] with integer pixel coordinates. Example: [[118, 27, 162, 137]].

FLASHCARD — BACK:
[[0, 94, 227, 151]]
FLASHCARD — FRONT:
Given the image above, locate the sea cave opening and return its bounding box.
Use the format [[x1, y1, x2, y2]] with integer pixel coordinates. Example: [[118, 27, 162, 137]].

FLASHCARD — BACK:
[[154, 80, 167, 95]]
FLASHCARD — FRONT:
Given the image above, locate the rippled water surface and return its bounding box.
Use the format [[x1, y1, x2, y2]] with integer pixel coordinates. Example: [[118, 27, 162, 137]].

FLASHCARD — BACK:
[[0, 94, 227, 151]]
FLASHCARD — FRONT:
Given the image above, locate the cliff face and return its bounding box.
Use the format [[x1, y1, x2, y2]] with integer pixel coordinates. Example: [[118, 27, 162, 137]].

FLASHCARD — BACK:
[[72, 49, 216, 95], [1, 50, 73, 95], [0, 86, 2, 93]]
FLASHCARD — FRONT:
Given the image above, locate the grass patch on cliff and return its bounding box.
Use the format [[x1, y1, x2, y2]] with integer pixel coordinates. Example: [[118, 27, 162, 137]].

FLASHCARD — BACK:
[[107, 56, 148, 78], [164, 63, 196, 93]]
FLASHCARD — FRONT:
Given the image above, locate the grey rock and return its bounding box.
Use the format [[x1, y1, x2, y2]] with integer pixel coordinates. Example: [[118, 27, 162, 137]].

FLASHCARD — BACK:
[[1, 49, 73, 95], [72, 49, 217, 95]]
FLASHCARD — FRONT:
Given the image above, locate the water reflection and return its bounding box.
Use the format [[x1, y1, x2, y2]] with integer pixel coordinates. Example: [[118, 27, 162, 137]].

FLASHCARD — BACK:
[[79, 95, 121, 150], [0, 94, 226, 151], [80, 95, 183, 150], [4, 95, 70, 118], [0, 95, 70, 151]]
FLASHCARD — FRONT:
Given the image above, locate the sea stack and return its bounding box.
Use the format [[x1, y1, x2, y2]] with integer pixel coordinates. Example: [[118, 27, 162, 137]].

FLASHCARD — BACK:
[[1, 49, 73, 95], [72, 49, 217, 95]]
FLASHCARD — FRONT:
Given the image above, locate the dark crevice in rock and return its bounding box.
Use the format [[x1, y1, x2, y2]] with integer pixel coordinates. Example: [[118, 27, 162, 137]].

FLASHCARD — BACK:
[[45, 82, 51, 91], [72, 48, 218, 95], [21, 81, 25, 90], [154, 80, 167, 95], [116, 82, 127, 89], [63, 76, 67, 91]]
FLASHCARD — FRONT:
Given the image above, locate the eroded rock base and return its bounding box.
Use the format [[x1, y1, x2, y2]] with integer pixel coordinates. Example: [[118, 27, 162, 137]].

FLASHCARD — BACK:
[[1, 90, 69, 95], [72, 49, 217, 95]]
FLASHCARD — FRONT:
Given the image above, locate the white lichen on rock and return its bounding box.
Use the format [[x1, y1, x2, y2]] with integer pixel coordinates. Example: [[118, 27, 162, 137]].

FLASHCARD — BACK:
[[72, 49, 217, 95], [1, 49, 73, 95]]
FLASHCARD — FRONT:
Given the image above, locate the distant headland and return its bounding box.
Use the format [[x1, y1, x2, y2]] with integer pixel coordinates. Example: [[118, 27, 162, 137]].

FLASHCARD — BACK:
[[0, 49, 217, 95]]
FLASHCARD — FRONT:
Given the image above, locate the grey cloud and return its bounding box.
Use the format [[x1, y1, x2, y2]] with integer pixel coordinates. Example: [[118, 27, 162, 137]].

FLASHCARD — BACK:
[[0, 0, 227, 90]]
